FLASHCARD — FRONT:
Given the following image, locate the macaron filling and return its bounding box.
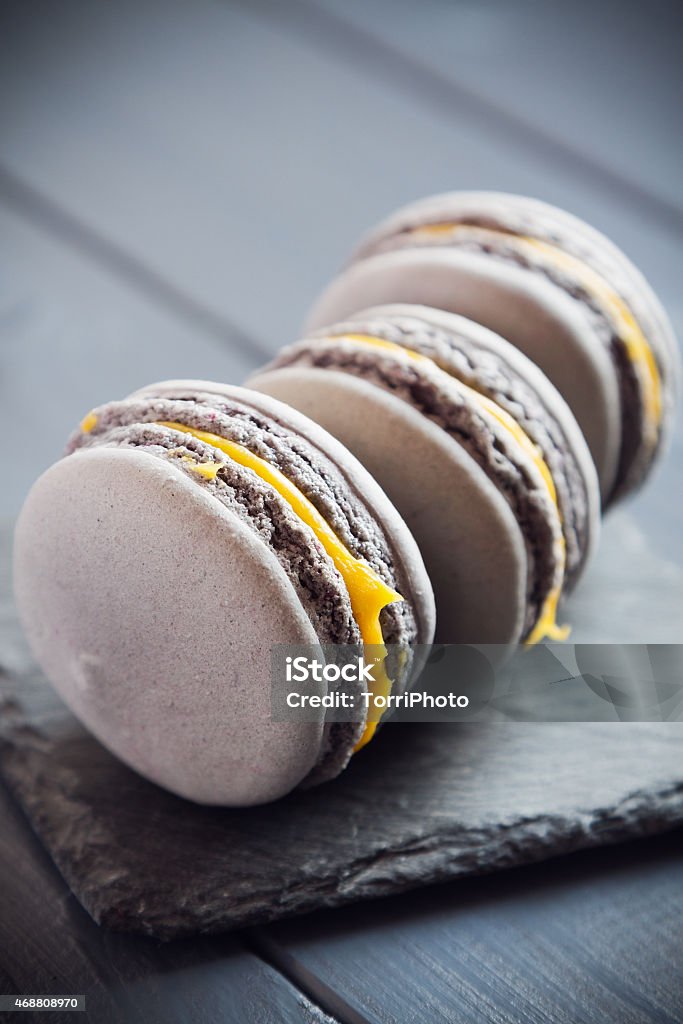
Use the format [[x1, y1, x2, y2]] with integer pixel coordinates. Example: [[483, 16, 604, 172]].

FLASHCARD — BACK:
[[368, 222, 662, 495]]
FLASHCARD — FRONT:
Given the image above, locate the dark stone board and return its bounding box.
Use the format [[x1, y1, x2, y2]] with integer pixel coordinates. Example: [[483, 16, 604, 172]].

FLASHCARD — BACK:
[[1, 524, 683, 940]]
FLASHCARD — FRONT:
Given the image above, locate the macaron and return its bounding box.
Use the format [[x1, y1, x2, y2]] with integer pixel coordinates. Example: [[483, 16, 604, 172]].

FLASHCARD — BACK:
[[305, 191, 680, 506], [13, 382, 435, 806], [248, 304, 601, 647]]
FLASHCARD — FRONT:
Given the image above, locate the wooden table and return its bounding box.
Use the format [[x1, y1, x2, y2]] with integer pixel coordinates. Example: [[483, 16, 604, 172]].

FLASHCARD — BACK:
[[1, 2, 682, 1020]]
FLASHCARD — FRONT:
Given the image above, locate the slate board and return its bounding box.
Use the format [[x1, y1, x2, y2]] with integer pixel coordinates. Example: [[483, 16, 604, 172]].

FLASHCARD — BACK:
[[2, 522, 683, 941]]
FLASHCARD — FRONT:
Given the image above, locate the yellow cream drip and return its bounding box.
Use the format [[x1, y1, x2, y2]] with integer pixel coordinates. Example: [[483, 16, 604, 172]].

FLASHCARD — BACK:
[[525, 588, 570, 645], [80, 412, 98, 434], [408, 223, 662, 443], [327, 333, 568, 644], [185, 459, 221, 481], [159, 422, 403, 750]]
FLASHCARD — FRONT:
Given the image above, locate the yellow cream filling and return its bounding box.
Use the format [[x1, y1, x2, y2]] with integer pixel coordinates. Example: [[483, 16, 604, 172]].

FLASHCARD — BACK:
[[328, 333, 569, 644], [158, 422, 403, 750], [408, 223, 662, 444], [80, 412, 98, 434]]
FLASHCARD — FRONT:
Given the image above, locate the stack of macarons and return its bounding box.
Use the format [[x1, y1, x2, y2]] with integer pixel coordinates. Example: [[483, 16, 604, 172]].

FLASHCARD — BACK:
[[297, 192, 679, 506], [249, 304, 599, 648], [249, 192, 679, 648], [13, 192, 679, 805]]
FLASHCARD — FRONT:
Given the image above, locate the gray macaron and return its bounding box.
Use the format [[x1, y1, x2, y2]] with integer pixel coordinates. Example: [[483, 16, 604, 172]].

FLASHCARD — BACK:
[[13, 382, 435, 806], [305, 191, 680, 506], [249, 305, 601, 647]]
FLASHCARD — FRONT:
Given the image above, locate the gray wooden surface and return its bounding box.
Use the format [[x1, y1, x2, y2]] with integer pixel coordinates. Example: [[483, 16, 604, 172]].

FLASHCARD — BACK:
[[1, 1, 682, 1021], [263, 831, 683, 1024]]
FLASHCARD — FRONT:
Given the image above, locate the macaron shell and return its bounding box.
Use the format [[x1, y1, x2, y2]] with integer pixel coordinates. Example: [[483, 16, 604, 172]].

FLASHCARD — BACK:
[[305, 246, 621, 500], [13, 447, 326, 806], [248, 366, 528, 646], [129, 380, 436, 649], [356, 189, 679, 398], [355, 190, 681, 497]]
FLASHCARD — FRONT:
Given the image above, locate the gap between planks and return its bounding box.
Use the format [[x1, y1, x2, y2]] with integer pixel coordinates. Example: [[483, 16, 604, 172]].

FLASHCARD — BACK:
[[247, 927, 370, 1024], [0, 163, 274, 365], [240, 0, 683, 237]]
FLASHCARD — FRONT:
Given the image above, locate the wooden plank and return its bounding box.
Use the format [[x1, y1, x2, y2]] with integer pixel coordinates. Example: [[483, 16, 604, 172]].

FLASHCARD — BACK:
[[305, 0, 683, 223], [0, 0, 681, 357], [0, 779, 337, 1024], [0, 205, 260, 519], [263, 830, 683, 1024]]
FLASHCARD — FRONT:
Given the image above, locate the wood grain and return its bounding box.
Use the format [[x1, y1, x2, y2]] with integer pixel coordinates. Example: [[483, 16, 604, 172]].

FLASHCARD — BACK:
[[1, 0, 681, 355], [265, 830, 683, 1023], [0, 206, 259, 519], [0, 774, 337, 1024], [305, 0, 683, 223]]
